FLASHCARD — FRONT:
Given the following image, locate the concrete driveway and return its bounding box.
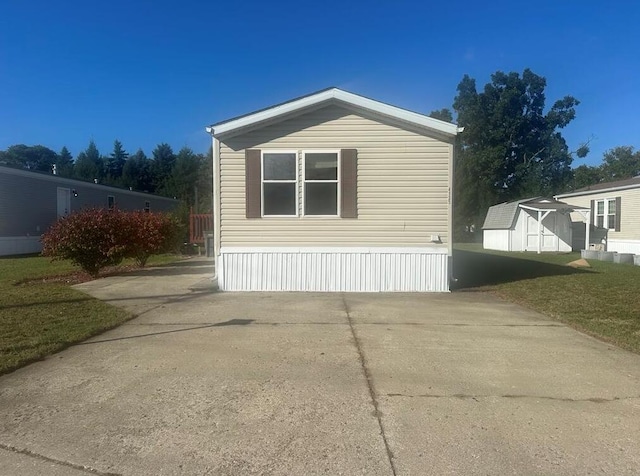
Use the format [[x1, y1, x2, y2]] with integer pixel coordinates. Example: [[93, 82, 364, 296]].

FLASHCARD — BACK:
[[1, 259, 639, 475]]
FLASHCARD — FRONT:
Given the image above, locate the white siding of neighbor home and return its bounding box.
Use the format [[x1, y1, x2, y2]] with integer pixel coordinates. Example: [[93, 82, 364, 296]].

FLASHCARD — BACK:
[[218, 104, 452, 248], [563, 188, 640, 252]]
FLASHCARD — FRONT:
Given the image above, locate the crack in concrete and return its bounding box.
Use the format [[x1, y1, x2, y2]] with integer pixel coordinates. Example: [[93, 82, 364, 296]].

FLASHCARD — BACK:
[[341, 295, 397, 476], [0, 443, 121, 475], [385, 393, 640, 403]]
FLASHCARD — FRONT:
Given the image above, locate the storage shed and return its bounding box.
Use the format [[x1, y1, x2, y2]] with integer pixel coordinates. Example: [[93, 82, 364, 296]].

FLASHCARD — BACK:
[[483, 197, 590, 253], [206, 87, 463, 292]]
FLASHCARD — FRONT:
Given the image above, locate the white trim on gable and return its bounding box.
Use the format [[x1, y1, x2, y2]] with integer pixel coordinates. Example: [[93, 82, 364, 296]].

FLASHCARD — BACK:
[[206, 88, 463, 139]]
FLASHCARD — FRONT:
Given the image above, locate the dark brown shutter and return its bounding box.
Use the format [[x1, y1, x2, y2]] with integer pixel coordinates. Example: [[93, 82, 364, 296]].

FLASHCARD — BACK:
[[590, 200, 595, 228], [340, 149, 357, 218], [615, 196, 621, 231], [245, 149, 261, 218]]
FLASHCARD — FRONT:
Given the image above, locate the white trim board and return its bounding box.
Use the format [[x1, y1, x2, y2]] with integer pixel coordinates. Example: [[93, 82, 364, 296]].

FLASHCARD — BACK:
[[220, 246, 450, 255], [206, 88, 463, 139]]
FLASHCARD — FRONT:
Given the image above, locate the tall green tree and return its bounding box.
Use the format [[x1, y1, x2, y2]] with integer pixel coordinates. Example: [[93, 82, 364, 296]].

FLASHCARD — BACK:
[[162, 147, 202, 205], [2, 144, 58, 172], [74, 140, 103, 182], [151, 143, 176, 194], [429, 108, 453, 122], [122, 149, 154, 192], [105, 140, 128, 184], [196, 147, 213, 213], [453, 69, 581, 235], [601, 146, 640, 181], [571, 164, 602, 190], [56, 146, 74, 177]]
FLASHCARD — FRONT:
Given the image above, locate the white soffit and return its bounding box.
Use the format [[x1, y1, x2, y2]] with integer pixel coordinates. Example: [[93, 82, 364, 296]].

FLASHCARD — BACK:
[[206, 88, 462, 138]]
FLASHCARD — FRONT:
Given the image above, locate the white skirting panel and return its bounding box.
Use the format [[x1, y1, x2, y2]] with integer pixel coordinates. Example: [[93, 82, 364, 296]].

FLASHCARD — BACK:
[[219, 247, 450, 292], [0, 236, 42, 256], [607, 240, 640, 254]]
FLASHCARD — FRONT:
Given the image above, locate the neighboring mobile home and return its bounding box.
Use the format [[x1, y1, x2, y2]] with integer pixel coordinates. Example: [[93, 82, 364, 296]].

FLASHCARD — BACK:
[[0, 165, 180, 256], [555, 176, 640, 253], [206, 88, 462, 292], [482, 198, 590, 253]]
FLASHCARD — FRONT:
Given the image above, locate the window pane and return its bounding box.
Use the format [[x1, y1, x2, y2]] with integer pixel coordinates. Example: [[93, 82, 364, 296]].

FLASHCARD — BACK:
[[596, 216, 604, 228], [305, 183, 337, 215], [597, 201, 604, 214], [607, 214, 616, 229], [608, 199, 616, 214], [264, 183, 296, 215], [305, 153, 337, 180], [264, 153, 296, 180]]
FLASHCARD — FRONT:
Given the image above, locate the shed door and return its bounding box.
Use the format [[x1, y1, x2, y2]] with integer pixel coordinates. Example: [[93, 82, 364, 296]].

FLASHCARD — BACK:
[[57, 188, 71, 218], [525, 212, 558, 251]]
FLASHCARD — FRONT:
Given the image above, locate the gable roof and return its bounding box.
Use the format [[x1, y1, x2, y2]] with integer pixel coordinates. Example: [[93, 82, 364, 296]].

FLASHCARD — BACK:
[[205, 87, 463, 139], [483, 197, 538, 230], [482, 197, 588, 230], [556, 176, 640, 199]]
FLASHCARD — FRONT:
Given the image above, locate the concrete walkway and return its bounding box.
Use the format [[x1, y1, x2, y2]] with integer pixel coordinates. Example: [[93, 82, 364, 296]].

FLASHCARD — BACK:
[[1, 258, 639, 475]]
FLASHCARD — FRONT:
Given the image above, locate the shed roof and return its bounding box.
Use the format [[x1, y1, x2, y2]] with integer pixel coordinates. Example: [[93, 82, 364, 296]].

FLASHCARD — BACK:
[[556, 176, 640, 199], [482, 198, 589, 230], [482, 197, 537, 230], [205, 87, 463, 140]]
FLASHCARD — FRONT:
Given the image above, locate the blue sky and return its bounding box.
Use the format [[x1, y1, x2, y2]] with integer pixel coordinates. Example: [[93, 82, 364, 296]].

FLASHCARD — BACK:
[[0, 0, 638, 167]]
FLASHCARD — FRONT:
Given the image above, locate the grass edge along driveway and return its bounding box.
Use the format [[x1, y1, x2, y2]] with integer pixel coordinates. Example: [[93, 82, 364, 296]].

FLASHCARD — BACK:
[[0, 254, 180, 376], [454, 244, 640, 354]]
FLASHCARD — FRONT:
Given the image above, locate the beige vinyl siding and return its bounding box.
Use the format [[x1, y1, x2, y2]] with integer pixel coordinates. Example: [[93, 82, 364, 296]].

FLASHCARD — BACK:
[[566, 188, 640, 240], [219, 104, 452, 247]]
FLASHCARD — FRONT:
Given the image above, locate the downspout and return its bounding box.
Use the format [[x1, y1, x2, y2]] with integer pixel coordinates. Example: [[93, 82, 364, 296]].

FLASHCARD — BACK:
[[206, 127, 220, 284], [213, 136, 221, 283]]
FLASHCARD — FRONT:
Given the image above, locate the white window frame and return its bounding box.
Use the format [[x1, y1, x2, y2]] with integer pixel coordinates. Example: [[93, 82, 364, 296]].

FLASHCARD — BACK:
[[261, 150, 298, 217], [595, 198, 617, 230], [302, 150, 341, 217]]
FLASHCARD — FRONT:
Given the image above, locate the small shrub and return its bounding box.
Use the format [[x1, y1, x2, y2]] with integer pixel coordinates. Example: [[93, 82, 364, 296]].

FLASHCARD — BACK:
[[42, 208, 129, 277], [124, 212, 183, 266]]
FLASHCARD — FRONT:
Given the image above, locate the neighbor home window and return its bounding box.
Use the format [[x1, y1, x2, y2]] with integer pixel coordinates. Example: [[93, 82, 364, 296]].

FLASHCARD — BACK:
[[144, 201, 150, 213], [262, 152, 297, 216], [107, 195, 115, 210], [595, 198, 618, 230], [303, 151, 339, 216]]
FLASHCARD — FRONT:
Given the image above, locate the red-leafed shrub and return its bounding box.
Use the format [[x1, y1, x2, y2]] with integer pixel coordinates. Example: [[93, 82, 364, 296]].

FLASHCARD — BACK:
[[42, 209, 183, 276], [41, 208, 130, 277], [124, 211, 183, 267]]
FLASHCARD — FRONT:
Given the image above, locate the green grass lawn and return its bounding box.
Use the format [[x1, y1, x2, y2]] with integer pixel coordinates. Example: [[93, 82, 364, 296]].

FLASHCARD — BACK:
[[0, 254, 180, 375], [454, 244, 640, 353]]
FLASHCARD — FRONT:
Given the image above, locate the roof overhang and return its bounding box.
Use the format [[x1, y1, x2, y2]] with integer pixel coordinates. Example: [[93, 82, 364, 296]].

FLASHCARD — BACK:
[[519, 203, 589, 213], [555, 182, 640, 199], [205, 88, 463, 140]]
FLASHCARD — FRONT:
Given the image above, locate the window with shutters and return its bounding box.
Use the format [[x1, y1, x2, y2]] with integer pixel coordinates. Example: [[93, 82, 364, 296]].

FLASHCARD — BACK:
[[595, 198, 619, 230], [246, 148, 357, 219], [262, 151, 298, 216], [303, 151, 339, 216]]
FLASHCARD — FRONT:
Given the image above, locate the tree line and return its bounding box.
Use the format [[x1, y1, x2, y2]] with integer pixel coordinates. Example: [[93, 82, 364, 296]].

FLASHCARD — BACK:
[[429, 68, 640, 238], [0, 141, 213, 213]]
